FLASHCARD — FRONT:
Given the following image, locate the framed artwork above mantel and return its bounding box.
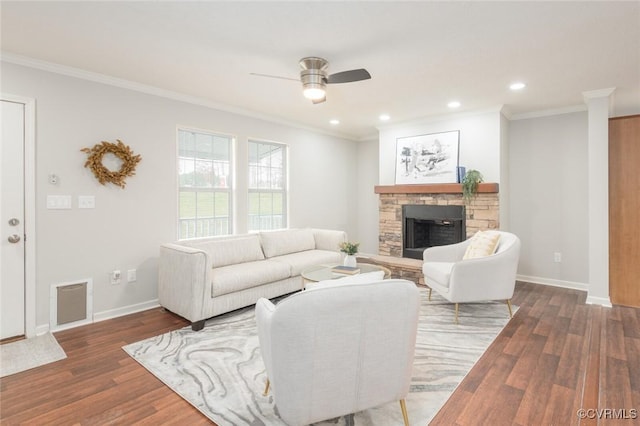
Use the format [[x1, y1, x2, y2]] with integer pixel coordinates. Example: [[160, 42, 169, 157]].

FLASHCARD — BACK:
[[394, 130, 460, 184]]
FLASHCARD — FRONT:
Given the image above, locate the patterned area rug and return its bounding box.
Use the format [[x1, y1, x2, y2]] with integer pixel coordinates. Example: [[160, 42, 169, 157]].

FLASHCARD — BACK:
[[0, 333, 67, 377], [123, 288, 516, 425]]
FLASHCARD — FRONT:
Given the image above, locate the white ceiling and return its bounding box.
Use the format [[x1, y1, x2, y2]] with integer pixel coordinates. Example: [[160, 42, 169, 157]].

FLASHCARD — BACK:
[[1, 1, 639, 140]]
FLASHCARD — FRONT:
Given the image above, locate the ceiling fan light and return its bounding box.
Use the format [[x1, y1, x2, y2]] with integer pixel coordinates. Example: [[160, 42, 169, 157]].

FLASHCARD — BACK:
[[303, 86, 326, 100]]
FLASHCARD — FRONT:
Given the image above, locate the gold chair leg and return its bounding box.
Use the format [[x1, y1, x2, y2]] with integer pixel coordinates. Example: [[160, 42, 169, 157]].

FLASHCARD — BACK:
[[263, 378, 270, 396], [454, 303, 459, 324], [506, 299, 513, 318], [428, 287, 432, 301], [400, 399, 409, 426]]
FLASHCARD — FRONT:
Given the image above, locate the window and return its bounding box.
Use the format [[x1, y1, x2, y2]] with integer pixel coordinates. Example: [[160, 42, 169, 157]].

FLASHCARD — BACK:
[[248, 140, 287, 231], [178, 129, 232, 239]]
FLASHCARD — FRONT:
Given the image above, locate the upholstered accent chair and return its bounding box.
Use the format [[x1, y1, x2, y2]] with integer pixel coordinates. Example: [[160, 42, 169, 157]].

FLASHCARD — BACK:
[[255, 278, 420, 426], [422, 230, 521, 323]]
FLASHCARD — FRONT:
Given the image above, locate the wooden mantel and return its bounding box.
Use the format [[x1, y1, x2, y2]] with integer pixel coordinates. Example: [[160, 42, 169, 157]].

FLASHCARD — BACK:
[[374, 183, 499, 194]]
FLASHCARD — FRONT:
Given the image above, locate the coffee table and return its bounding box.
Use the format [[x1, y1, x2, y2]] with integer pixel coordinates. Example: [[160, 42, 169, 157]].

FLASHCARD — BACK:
[[301, 263, 391, 287]]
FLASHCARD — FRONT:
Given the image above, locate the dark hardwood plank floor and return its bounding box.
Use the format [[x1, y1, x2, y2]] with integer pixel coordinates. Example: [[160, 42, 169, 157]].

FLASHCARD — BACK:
[[1, 282, 638, 425]]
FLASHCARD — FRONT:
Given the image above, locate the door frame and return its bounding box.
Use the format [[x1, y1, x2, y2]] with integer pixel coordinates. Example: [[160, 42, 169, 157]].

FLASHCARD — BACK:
[[2, 94, 36, 338]]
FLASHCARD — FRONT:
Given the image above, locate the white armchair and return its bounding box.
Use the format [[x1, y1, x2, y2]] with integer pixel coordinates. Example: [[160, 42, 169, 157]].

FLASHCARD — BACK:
[[422, 231, 521, 323], [255, 279, 420, 426]]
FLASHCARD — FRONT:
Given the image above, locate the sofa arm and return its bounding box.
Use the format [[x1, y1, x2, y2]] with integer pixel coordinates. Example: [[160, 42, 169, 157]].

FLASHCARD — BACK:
[[312, 229, 347, 251], [158, 243, 210, 323]]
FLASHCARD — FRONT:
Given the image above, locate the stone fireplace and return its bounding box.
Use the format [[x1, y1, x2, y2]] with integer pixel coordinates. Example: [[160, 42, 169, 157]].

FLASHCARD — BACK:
[[375, 183, 499, 258]]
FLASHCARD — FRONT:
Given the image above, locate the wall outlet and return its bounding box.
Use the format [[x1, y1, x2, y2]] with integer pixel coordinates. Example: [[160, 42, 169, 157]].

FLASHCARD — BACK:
[[554, 252, 562, 263], [110, 270, 121, 285], [127, 269, 137, 283]]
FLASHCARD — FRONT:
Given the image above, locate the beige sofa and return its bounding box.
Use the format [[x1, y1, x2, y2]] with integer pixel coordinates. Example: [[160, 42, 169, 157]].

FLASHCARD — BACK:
[[158, 228, 346, 330]]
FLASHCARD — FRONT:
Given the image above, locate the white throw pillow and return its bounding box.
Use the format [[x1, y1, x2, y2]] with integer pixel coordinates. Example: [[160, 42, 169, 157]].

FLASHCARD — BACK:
[[463, 230, 501, 260], [306, 270, 385, 291]]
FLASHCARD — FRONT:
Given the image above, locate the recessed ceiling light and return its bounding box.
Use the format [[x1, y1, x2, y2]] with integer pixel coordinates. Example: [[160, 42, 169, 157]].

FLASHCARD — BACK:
[[447, 101, 461, 109], [329, 119, 340, 125], [379, 114, 390, 121], [510, 82, 526, 91]]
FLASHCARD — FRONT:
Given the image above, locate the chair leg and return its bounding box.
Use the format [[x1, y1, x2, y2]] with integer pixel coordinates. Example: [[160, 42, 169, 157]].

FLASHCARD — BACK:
[[428, 287, 432, 301], [263, 378, 270, 396], [506, 299, 513, 318], [454, 303, 459, 324], [400, 399, 409, 426]]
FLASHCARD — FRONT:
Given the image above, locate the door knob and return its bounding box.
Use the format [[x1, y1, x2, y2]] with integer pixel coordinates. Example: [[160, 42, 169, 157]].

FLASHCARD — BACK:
[[8, 234, 21, 243]]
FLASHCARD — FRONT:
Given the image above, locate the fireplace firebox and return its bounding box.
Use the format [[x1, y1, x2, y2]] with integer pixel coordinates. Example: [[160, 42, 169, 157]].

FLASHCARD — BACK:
[[402, 205, 465, 259]]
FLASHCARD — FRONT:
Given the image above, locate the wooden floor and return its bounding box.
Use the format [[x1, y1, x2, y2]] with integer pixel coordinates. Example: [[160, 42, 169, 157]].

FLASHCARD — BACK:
[[1, 282, 638, 425]]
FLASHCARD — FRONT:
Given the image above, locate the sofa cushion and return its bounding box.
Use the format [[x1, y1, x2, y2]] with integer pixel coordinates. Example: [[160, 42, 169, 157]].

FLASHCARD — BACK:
[[269, 249, 341, 276], [422, 262, 454, 289], [260, 229, 316, 258], [211, 260, 291, 297], [189, 235, 265, 268]]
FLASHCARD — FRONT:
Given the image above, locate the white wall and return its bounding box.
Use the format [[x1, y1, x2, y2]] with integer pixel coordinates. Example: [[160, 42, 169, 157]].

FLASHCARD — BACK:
[[378, 110, 503, 185], [355, 138, 380, 254], [1, 62, 359, 329], [509, 111, 589, 287]]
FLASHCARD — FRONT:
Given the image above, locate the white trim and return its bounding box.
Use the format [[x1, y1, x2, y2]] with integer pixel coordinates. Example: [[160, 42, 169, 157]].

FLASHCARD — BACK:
[[92, 299, 160, 323], [583, 87, 616, 101], [586, 295, 612, 308], [49, 278, 94, 332], [1, 93, 37, 338], [1, 52, 359, 142], [516, 274, 588, 292], [35, 324, 50, 336], [509, 105, 587, 121]]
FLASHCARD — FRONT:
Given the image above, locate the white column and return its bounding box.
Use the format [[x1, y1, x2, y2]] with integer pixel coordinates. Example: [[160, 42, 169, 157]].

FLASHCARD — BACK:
[[583, 88, 615, 307]]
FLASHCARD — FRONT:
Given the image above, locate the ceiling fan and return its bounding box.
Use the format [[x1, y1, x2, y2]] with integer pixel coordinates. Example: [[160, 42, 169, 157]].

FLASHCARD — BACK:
[[251, 57, 371, 104]]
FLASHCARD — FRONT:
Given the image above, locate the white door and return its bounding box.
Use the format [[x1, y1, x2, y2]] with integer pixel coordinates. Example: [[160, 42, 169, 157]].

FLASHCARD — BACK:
[[1, 100, 26, 339]]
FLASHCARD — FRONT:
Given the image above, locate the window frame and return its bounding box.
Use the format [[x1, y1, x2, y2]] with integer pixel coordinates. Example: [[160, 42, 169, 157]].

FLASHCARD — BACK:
[[247, 139, 288, 232], [176, 127, 235, 240]]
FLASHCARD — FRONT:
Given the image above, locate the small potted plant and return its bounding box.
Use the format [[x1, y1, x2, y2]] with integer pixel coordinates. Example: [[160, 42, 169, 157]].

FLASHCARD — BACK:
[[339, 241, 360, 267], [462, 169, 484, 203]]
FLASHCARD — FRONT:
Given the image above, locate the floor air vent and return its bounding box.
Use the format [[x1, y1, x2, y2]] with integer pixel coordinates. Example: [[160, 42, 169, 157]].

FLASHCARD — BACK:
[[50, 279, 93, 331]]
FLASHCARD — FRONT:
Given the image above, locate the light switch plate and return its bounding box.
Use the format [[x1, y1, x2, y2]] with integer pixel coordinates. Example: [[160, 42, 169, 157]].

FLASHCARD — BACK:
[[78, 195, 95, 209], [46, 195, 72, 209]]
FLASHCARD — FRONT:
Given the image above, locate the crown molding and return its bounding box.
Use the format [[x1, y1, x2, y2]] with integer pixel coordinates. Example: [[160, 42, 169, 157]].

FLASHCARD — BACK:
[[582, 87, 616, 101], [509, 104, 588, 121], [0, 52, 360, 142]]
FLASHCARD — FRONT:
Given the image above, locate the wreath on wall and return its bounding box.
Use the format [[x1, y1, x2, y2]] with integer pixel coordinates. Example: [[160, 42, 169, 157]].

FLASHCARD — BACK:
[[81, 140, 142, 188]]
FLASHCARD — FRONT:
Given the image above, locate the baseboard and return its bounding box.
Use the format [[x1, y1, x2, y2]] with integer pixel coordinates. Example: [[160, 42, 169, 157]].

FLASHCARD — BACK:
[[516, 274, 589, 292], [585, 295, 613, 308], [93, 299, 161, 323], [36, 299, 161, 335], [35, 324, 51, 336]]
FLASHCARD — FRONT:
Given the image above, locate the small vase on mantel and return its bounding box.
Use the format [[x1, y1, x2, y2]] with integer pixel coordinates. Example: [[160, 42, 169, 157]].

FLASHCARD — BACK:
[[343, 254, 357, 268]]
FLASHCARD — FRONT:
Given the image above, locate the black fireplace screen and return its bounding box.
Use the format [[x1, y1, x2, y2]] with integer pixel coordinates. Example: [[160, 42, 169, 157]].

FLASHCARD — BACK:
[[402, 205, 465, 259]]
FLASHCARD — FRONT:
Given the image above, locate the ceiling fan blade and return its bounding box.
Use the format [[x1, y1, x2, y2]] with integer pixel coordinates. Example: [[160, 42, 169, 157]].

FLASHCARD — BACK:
[[249, 72, 299, 82], [312, 96, 326, 104], [326, 68, 371, 84]]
